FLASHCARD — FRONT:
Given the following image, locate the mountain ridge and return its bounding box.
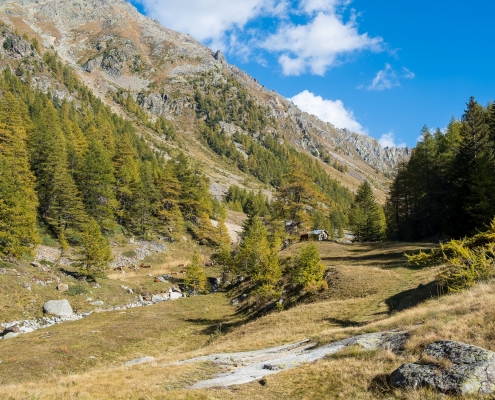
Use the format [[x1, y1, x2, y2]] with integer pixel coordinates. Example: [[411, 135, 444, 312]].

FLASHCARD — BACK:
[[0, 0, 411, 200]]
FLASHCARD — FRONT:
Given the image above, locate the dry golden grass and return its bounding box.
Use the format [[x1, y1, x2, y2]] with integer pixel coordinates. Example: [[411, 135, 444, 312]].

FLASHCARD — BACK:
[[2, 241, 492, 399]]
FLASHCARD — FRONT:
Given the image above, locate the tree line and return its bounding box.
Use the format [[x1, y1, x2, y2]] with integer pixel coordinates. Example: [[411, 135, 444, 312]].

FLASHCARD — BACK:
[[386, 97, 495, 240]]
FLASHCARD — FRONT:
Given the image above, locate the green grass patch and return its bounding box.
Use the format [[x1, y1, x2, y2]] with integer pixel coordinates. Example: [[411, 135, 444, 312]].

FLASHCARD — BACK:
[[0, 260, 17, 268], [122, 250, 136, 258], [67, 284, 86, 296]]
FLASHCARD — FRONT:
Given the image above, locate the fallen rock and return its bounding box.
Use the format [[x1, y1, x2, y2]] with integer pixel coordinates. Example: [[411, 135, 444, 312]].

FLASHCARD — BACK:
[[142, 293, 152, 302], [390, 340, 495, 395], [4, 325, 20, 334], [43, 299, 73, 317], [57, 283, 69, 292], [169, 292, 181, 300], [1, 332, 19, 340], [151, 294, 163, 303], [90, 300, 104, 306], [30, 262, 41, 268], [124, 356, 155, 366]]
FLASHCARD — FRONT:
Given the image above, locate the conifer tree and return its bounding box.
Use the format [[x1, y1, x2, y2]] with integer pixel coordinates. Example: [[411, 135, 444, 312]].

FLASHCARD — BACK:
[[272, 167, 324, 235], [236, 216, 281, 297], [216, 216, 231, 246], [349, 181, 383, 242], [156, 162, 184, 239], [0, 155, 39, 256], [0, 92, 39, 255], [292, 243, 327, 292], [76, 218, 112, 276], [47, 160, 88, 236], [236, 216, 270, 275], [451, 97, 491, 235], [79, 139, 117, 231], [216, 242, 233, 284], [184, 251, 207, 296]]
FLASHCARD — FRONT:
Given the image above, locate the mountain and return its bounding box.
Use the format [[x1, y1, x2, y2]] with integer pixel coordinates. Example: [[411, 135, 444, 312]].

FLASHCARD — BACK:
[[0, 0, 410, 201]]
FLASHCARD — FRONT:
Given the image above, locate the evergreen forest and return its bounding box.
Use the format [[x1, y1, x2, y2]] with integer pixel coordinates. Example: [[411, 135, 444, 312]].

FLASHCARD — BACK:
[[0, 59, 221, 268], [386, 97, 495, 241]]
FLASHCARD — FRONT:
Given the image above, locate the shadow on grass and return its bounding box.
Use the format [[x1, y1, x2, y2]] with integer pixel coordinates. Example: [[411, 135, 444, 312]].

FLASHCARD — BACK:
[[322, 251, 432, 270], [385, 281, 441, 313], [323, 318, 367, 328], [320, 242, 436, 270], [368, 373, 395, 396], [58, 268, 97, 282]]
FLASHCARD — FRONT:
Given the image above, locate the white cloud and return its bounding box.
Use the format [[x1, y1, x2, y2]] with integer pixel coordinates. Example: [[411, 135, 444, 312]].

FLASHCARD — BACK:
[[133, 0, 384, 76], [289, 90, 366, 134], [378, 132, 406, 148], [367, 63, 399, 90], [134, 0, 285, 48], [261, 12, 383, 75], [367, 64, 415, 91], [402, 67, 415, 79], [299, 0, 350, 14]]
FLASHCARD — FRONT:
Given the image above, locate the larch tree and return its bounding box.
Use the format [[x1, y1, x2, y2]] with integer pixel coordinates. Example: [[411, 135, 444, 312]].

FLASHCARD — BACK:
[[184, 251, 208, 296], [76, 218, 112, 277], [0, 92, 39, 256], [79, 139, 117, 232], [292, 243, 327, 292], [272, 167, 324, 236]]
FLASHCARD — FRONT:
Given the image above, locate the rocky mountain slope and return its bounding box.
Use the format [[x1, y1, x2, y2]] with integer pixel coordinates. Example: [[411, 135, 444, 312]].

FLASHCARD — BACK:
[[0, 0, 410, 200]]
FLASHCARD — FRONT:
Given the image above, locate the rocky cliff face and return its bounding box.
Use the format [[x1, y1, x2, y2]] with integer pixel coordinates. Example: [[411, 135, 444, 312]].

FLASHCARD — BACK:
[[0, 0, 410, 198]]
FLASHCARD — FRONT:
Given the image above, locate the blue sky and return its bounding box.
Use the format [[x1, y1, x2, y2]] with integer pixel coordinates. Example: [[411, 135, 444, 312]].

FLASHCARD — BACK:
[[128, 0, 495, 148]]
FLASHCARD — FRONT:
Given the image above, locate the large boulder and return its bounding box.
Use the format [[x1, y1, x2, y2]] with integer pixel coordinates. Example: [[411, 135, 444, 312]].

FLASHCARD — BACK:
[[390, 340, 495, 395], [169, 292, 182, 300], [43, 299, 73, 317]]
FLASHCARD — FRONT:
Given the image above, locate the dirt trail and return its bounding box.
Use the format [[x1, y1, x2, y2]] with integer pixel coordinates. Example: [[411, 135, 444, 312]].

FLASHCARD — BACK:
[[166, 331, 408, 388]]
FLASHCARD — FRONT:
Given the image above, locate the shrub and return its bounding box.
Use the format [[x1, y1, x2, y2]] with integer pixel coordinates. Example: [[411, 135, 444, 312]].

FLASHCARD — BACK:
[[67, 284, 86, 296], [122, 250, 136, 258], [0, 260, 16, 268], [407, 217, 495, 292]]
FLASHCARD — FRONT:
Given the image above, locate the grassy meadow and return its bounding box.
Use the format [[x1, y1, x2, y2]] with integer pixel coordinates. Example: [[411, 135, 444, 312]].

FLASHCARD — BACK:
[[1, 240, 490, 399]]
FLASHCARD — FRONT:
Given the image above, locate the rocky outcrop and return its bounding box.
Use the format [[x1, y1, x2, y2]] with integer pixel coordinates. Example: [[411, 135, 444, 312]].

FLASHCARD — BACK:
[[167, 331, 409, 388], [391, 340, 495, 395]]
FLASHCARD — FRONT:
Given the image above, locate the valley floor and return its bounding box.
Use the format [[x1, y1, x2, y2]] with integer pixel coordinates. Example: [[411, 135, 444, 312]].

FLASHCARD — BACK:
[[0, 241, 489, 399]]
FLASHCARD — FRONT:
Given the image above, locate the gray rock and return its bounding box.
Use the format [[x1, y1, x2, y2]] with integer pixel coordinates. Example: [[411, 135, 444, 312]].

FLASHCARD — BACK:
[[169, 292, 181, 300], [390, 340, 495, 395], [151, 294, 163, 303], [57, 283, 69, 292], [124, 356, 155, 366], [43, 299, 73, 317], [30, 262, 41, 268], [90, 300, 104, 306], [213, 50, 227, 65], [82, 56, 102, 73], [1, 332, 19, 340]]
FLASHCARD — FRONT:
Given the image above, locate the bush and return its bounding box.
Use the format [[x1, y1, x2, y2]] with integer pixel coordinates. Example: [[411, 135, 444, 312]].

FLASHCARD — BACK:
[[67, 284, 86, 296], [122, 250, 136, 258], [0, 260, 16, 269], [407, 217, 495, 292]]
